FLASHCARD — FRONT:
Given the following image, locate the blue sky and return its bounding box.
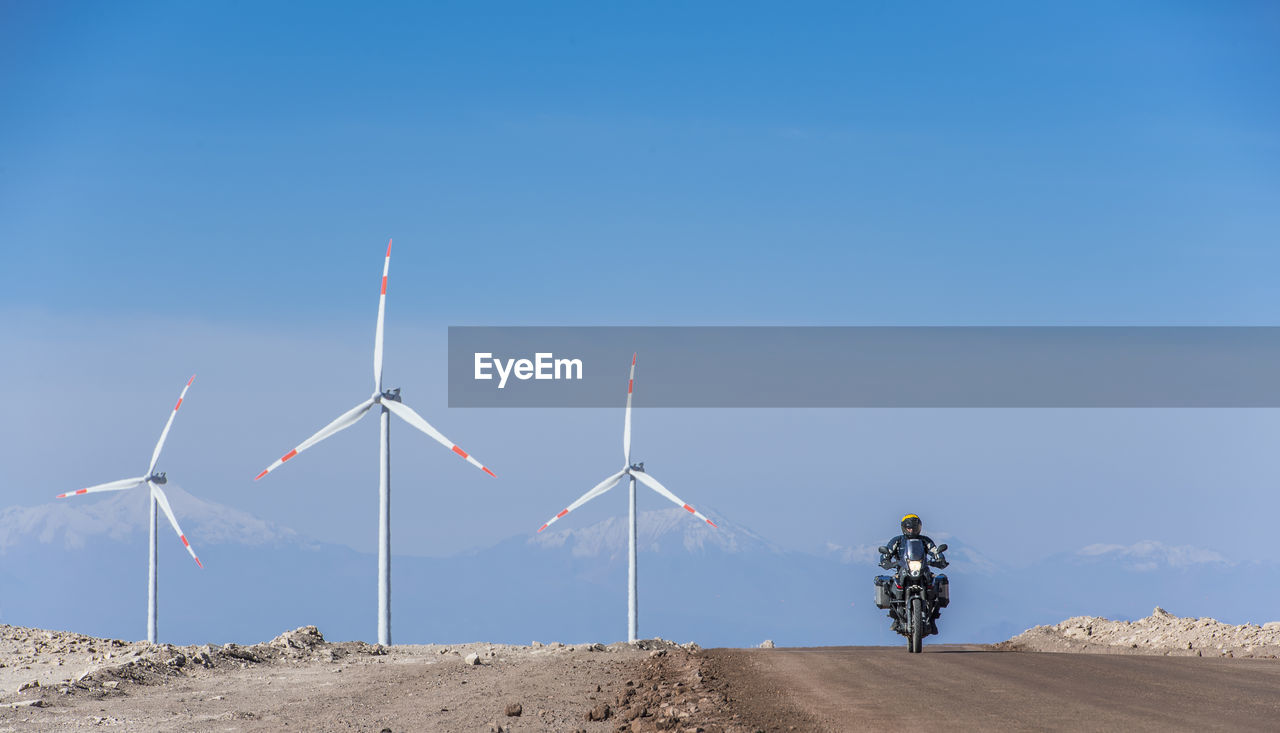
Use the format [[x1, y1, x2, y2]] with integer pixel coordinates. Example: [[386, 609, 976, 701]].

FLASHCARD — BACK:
[[2, 3, 1279, 563]]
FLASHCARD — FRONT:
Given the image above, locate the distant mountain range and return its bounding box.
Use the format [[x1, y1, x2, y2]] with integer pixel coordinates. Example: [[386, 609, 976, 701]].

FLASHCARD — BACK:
[[0, 489, 1272, 647], [0, 486, 306, 552]]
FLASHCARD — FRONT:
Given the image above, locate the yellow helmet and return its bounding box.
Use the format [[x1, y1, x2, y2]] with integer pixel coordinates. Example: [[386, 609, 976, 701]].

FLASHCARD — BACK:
[[901, 514, 922, 534]]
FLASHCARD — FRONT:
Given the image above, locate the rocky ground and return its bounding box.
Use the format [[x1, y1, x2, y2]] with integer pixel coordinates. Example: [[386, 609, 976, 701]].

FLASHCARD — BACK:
[[0, 624, 758, 732], [9, 609, 1276, 731], [998, 607, 1280, 658]]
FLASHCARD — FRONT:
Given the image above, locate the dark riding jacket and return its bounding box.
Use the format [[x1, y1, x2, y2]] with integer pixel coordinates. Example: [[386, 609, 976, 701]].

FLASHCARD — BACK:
[[880, 534, 948, 570]]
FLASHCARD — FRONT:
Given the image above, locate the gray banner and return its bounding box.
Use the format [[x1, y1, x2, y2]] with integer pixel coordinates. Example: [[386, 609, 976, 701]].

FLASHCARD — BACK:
[[446, 327, 1280, 407]]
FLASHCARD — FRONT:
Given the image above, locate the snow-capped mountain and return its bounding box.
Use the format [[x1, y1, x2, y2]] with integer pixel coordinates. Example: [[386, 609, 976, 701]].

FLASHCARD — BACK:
[[1075, 540, 1233, 570], [0, 485, 306, 552], [531, 508, 778, 557]]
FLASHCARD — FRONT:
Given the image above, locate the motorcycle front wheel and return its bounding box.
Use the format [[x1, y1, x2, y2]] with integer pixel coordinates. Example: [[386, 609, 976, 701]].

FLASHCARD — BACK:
[[909, 597, 923, 653]]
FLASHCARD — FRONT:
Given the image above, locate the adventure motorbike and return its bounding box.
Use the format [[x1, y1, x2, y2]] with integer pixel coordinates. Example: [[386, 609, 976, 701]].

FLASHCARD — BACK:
[[874, 539, 949, 653]]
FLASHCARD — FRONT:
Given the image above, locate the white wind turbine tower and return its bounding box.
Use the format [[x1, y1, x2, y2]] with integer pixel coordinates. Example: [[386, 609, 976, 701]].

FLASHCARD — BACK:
[[537, 354, 716, 643], [255, 239, 496, 646], [56, 375, 203, 644]]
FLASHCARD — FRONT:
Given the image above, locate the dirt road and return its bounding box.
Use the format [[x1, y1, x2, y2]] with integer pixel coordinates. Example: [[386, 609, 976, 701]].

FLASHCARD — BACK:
[[705, 645, 1280, 732]]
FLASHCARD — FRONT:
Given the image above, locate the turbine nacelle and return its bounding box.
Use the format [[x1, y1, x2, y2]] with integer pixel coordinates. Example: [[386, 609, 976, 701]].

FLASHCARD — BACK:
[[379, 387, 402, 403], [149, 472, 168, 485], [629, 462, 645, 473]]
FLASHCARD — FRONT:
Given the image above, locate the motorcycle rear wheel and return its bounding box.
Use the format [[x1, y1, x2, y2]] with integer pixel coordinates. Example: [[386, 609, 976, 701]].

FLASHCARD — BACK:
[[909, 598, 923, 653]]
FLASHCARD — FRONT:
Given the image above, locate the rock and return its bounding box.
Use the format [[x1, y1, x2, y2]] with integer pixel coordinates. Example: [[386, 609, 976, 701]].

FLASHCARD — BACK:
[[587, 702, 612, 721], [464, 653, 481, 666], [1263, 622, 1280, 631], [758, 640, 775, 649], [1, 699, 45, 709], [505, 702, 523, 717], [19, 680, 40, 692], [221, 645, 261, 663], [103, 681, 120, 690], [166, 653, 187, 668], [271, 626, 326, 650]]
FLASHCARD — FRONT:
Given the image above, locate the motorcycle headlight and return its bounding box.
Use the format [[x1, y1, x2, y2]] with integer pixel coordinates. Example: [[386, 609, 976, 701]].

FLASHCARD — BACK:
[[908, 560, 923, 574]]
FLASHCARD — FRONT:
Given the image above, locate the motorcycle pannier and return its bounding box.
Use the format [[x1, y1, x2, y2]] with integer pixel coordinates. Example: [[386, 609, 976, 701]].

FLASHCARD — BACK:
[[932, 573, 949, 607], [873, 575, 894, 609]]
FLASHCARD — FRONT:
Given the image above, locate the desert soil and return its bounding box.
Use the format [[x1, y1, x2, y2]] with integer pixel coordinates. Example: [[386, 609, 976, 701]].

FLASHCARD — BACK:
[[0, 625, 747, 732]]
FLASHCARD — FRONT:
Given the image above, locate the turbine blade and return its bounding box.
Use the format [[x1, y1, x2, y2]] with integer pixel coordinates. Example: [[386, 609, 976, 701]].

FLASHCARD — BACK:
[[383, 399, 496, 477], [633, 471, 717, 528], [149, 481, 202, 568], [148, 375, 196, 475], [56, 476, 146, 499], [623, 353, 635, 466], [373, 238, 392, 393], [536, 468, 628, 533], [255, 397, 376, 480]]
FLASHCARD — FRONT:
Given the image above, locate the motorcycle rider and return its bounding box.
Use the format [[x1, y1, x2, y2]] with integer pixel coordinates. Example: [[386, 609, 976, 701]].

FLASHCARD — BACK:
[[879, 514, 948, 633]]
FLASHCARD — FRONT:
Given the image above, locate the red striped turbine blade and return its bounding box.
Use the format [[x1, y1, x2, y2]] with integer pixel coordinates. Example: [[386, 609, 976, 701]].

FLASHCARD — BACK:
[[536, 469, 627, 533], [148, 375, 196, 476], [56, 477, 145, 499], [151, 482, 203, 568], [254, 398, 376, 479], [623, 353, 636, 464], [633, 471, 717, 529], [382, 399, 497, 477]]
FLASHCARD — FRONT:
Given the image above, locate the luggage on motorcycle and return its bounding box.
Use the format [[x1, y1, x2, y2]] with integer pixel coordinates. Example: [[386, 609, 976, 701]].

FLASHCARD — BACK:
[[932, 573, 949, 607], [873, 575, 894, 609]]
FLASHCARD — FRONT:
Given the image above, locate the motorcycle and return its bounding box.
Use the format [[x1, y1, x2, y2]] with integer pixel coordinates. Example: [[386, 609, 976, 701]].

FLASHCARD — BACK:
[[874, 540, 949, 653]]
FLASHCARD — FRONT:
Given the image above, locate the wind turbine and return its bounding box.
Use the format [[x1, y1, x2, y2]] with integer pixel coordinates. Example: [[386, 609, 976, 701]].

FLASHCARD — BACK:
[[56, 375, 202, 644], [254, 238, 496, 646], [536, 354, 716, 643]]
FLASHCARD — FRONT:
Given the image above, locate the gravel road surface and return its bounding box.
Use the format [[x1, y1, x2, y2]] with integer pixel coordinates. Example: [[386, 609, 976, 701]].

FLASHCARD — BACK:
[[705, 645, 1280, 732]]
